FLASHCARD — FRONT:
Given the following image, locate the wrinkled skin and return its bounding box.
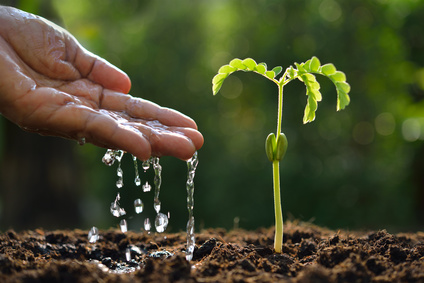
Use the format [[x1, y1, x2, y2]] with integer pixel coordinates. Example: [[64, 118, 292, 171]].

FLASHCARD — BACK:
[[0, 6, 203, 160]]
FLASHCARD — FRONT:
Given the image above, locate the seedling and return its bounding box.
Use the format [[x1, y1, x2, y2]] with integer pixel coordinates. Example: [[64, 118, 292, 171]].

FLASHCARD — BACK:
[[212, 57, 350, 253]]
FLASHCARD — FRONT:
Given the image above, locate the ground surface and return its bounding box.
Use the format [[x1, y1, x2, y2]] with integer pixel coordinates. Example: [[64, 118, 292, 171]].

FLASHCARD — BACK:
[[0, 222, 423, 282]]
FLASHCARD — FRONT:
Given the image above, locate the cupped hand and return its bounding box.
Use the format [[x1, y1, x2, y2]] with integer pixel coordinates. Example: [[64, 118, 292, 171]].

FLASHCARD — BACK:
[[0, 6, 203, 160]]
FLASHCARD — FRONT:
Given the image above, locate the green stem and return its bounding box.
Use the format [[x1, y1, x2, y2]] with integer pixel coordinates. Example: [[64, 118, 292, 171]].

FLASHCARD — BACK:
[[273, 83, 284, 253], [272, 160, 283, 252], [277, 84, 284, 135]]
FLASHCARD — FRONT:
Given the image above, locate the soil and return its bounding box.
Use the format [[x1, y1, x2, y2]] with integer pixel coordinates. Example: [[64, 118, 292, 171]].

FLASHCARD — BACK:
[[0, 221, 423, 282]]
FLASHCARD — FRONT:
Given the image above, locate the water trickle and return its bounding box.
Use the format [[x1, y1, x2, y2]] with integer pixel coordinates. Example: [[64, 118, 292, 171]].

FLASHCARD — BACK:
[[153, 157, 162, 213], [88, 226, 99, 243], [155, 212, 169, 233], [133, 155, 141, 186], [110, 193, 126, 217], [120, 219, 128, 233], [142, 181, 151, 192], [134, 198, 144, 214], [144, 218, 151, 232], [186, 151, 198, 261]]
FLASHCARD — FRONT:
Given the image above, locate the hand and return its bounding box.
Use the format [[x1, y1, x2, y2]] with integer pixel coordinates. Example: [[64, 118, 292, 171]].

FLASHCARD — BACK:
[[0, 6, 203, 160]]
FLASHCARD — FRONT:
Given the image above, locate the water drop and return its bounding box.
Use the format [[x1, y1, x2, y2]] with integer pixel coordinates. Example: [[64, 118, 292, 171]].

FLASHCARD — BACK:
[[134, 199, 144, 214], [116, 178, 123, 189], [110, 193, 126, 217], [142, 159, 150, 172], [102, 149, 117, 166], [117, 167, 123, 177], [142, 181, 151, 192], [88, 226, 99, 243], [155, 213, 169, 233], [144, 218, 151, 232], [120, 219, 128, 233], [134, 177, 141, 186], [125, 247, 131, 261], [153, 199, 161, 214]]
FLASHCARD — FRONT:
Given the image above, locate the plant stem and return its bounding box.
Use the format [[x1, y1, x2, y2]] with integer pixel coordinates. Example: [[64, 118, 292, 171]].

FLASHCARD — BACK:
[[272, 160, 283, 253], [277, 84, 284, 135], [273, 83, 284, 253]]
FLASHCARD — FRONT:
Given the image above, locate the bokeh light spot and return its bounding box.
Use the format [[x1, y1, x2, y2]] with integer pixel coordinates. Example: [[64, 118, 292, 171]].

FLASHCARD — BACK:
[[375, 112, 396, 136]]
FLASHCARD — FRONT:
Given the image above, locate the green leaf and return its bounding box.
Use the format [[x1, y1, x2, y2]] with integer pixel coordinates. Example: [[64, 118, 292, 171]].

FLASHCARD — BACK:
[[212, 73, 228, 85], [335, 81, 351, 93], [272, 66, 283, 76], [337, 89, 351, 110], [258, 62, 267, 69], [255, 64, 266, 74], [303, 95, 318, 123], [320, 63, 337, 75], [229, 58, 246, 70], [242, 58, 257, 70], [329, 71, 346, 82], [212, 81, 224, 95], [218, 65, 237, 74], [265, 71, 275, 79], [212, 73, 229, 95], [295, 62, 306, 74], [310, 56, 321, 72]]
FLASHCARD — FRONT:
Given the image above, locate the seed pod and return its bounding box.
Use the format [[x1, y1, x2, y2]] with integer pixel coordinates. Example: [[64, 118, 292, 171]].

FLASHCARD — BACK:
[[265, 133, 277, 162], [275, 133, 288, 161]]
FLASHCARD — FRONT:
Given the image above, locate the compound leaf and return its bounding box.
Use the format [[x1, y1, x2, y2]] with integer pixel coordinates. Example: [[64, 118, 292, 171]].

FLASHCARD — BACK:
[[218, 65, 237, 74]]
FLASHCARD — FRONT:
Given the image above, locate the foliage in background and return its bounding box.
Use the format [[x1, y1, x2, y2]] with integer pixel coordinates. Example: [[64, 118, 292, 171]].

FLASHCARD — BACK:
[[1, 0, 424, 232]]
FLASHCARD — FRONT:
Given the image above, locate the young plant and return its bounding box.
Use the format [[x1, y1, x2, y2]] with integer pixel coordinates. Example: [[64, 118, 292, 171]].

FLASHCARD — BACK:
[[212, 57, 350, 253]]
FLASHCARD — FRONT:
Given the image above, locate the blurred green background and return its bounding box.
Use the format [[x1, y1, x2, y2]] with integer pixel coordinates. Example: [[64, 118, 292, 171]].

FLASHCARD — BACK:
[[1, 0, 424, 233]]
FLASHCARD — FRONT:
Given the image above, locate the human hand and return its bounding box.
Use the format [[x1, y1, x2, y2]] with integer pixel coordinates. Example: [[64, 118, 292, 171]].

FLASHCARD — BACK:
[[0, 6, 203, 161]]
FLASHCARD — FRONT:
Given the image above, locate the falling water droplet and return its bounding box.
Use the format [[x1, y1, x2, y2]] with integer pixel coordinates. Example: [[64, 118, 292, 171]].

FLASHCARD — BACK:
[[154, 200, 161, 214], [142, 181, 151, 192], [102, 149, 117, 166], [185, 152, 198, 261], [110, 193, 126, 217], [133, 155, 141, 186], [134, 199, 144, 214], [125, 247, 131, 261], [144, 218, 151, 232], [155, 213, 169, 233], [88, 226, 99, 243], [120, 219, 128, 233], [142, 159, 150, 172]]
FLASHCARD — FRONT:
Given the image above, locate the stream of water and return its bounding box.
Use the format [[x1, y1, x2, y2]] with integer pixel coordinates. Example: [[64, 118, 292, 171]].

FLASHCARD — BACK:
[[91, 150, 198, 262]]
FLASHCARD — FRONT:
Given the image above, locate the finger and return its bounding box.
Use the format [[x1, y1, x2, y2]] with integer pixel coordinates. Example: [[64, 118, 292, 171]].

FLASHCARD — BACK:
[[74, 47, 131, 93], [125, 121, 199, 160], [100, 89, 198, 129]]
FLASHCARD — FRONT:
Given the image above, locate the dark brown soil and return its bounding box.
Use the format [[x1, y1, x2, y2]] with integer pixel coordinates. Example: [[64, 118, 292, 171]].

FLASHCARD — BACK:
[[1, 221, 423, 282]]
